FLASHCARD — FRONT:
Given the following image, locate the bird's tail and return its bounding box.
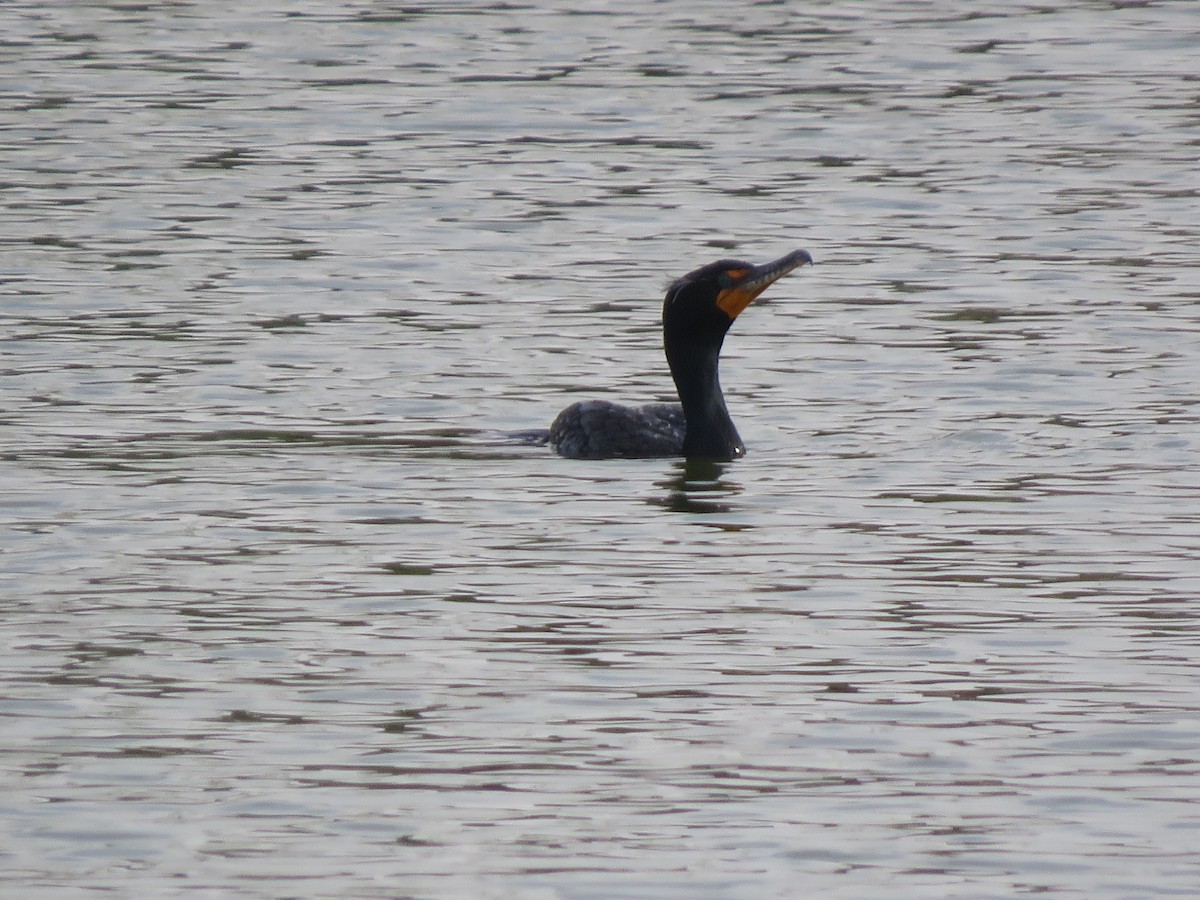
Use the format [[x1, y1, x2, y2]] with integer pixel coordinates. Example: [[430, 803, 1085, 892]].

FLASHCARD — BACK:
[[506, 428, 550, 446]]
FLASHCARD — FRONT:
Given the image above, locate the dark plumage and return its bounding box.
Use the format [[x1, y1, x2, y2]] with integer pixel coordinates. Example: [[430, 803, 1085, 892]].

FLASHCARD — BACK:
[[549, 249, 812, 460]]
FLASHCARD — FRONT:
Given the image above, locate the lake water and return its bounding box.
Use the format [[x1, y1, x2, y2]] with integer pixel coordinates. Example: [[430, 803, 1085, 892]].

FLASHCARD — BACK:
[[2, 1, 1199, 897]]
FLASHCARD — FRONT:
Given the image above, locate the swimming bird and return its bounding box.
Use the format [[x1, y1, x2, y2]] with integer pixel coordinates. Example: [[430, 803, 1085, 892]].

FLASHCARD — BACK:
[[549, 249, 812, 460]]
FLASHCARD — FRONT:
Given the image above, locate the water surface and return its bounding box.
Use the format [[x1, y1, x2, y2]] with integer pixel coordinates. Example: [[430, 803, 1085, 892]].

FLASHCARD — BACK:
[[2, 2, 1199, 897]]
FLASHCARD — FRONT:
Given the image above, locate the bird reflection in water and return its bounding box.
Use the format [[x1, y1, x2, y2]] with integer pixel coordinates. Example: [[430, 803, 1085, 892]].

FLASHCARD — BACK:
[[651, 458, 745, 518]]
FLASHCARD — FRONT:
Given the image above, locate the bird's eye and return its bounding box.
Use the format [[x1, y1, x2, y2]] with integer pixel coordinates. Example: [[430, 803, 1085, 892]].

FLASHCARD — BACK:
[[724, 268, 749, 281]]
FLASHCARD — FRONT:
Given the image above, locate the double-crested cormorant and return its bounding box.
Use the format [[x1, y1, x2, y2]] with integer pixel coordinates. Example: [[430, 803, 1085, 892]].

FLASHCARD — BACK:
[[549, 249, 812, 460]]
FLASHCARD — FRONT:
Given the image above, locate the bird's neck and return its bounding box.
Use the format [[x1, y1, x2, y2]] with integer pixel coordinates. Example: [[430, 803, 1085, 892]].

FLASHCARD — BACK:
[[666, 335, 744, 460]]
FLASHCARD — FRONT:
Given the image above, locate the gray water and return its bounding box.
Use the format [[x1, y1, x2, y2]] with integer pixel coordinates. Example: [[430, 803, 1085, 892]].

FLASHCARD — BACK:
[[3, 1, 1200, 897]]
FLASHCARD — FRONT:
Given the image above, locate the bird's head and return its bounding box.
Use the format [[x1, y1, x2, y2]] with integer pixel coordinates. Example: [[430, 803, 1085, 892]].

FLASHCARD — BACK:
[[662, 249, 813, 342]]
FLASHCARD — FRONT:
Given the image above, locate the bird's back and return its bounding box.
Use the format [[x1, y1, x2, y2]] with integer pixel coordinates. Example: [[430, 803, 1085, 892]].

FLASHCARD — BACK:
[[549, 400, 685, 459]]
